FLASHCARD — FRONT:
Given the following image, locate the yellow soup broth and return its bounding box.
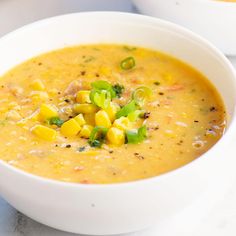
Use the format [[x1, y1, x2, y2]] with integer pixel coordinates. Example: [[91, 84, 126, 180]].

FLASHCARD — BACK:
[[0, 45, 226, 184]]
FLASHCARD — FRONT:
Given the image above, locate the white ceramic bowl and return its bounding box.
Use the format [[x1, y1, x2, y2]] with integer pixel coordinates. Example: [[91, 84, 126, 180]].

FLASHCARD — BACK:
[[0, 12, 236, 235], [133, 0, 236, 55]]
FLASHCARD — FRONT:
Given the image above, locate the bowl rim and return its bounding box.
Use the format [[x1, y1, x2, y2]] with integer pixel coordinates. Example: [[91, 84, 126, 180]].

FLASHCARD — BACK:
[[0, 11, 236, 189]]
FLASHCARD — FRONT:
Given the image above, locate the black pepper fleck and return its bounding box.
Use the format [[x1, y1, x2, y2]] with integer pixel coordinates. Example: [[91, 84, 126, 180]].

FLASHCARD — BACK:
[[210, 106, 217, 112], [143, 112, 151, 119], [154, 81, 160, 86], [78, 146, 86, 152], [66, 144, 71, 148]]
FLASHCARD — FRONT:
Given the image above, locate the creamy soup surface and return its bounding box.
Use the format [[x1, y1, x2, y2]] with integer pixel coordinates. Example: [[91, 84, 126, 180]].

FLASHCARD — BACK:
[[0, 45, 226, 184]]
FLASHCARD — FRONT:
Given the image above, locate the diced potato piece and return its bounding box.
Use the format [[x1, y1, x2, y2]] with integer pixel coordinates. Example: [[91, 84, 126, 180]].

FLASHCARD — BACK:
[[74, 114, 86, 126], [95, 110, 111, 128], [76, 90, 91, 103], [60, 118, 81, 137], [107, 127, 125, 146], [113, 117, 131, 131], [31, 125, 57, 141], [84, 113, 95, 126], [30, 79, 45, 91], [39, 104, 58, 120], [30, 91, 49, 102], [74, 104, 98, 114], [79, 125, 93, 138], [6, 110, 21, 121], [104, 102, 120, 122]]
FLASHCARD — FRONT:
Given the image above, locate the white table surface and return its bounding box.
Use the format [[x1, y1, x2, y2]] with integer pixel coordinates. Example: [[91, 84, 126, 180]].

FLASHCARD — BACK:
[[1, 1, 236, 235]]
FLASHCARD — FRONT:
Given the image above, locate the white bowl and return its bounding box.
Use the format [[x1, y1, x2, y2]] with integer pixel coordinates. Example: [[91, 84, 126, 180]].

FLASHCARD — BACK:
[[0, 12, 236, 235], [133, 0, 236, 56]]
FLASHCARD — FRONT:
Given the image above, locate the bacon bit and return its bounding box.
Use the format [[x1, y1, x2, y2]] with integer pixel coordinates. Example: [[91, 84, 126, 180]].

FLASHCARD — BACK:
[[165, 84, 184, 92], [74, 166, 85, 171]]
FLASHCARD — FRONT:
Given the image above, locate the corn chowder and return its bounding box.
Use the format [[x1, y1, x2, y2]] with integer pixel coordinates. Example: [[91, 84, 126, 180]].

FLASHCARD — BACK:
[[0, 45, 226, 184]]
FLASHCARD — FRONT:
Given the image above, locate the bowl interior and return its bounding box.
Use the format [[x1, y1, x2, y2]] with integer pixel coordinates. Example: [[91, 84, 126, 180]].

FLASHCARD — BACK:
[[0, 12, 235, 123]]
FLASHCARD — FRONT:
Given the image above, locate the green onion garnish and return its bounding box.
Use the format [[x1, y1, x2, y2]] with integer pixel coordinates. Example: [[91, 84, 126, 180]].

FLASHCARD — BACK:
[[126, 125, 147, 144], [120, 57, 135, 70], [116, 100, 137, 119], [132, 86, 153, 106], [127, 110, 143, 122], [88, 126, 108, 148], [90, 89, 111, 109], [48, 117, 64, 127], [91, 80, 116, 98], [112, 84, 124, 98]]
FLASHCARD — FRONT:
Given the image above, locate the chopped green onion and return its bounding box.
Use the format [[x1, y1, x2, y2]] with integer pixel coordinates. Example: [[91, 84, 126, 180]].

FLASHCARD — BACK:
[[88, 126, 108, 148], [127, 110, 143, 122], [116, 100, 137, 119], [120, 57, 135, 70], [90, 90, 111, 109], [48, 117, 64, 127], [91, 80, 116, 98], [112, 84, 124, 98], [132, 86, 153, 106], [126, 125, 147, 144]]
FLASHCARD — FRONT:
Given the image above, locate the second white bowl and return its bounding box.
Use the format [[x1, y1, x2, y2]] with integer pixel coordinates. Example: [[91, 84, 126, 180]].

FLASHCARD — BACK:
[[133, 0, 236, 55]]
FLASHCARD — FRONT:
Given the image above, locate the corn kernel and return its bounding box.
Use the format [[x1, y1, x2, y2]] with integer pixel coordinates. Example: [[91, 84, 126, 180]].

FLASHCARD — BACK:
[[104, 102, 120, 122], [84, 113, 95, 126], [74, 114, 86, 126], [60, 119, 81, 137], [31, 125, 57, 141], [107, 127, 125, 146], [76, 90, 91, 103], [113, 117, 130, 131], [79, 125, 93, 138], [39, 104, 58, 120], [30, 79, 45, 91], [74, 104, 98, 114], [95, 110, 111, 128]]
